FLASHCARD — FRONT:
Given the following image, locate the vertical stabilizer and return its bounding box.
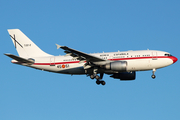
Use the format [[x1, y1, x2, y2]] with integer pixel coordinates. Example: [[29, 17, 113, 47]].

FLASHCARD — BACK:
[[7, 29, 52, 58]]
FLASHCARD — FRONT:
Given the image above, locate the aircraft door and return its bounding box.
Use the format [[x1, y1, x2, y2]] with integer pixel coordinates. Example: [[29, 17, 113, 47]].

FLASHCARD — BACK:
[[152, 52, 158, 60], [50, 57, 55, 66], [109, 55, 113, 60]]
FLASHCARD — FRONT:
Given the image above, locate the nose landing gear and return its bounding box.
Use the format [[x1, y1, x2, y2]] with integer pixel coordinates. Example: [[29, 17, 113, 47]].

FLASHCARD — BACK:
[[151, 74, 156, 79], [151, 68, 156, 79]]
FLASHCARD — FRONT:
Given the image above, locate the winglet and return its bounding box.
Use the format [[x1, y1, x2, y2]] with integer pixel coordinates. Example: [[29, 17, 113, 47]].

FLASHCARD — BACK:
[[56, 44, 61, 49]]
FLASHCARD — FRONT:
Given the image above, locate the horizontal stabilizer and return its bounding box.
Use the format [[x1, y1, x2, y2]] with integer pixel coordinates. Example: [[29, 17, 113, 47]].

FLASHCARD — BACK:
[[4, 53, 34, 64]]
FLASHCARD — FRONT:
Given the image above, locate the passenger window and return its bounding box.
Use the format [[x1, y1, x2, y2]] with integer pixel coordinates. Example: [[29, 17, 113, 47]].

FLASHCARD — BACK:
[[165, 54, 172, 56]]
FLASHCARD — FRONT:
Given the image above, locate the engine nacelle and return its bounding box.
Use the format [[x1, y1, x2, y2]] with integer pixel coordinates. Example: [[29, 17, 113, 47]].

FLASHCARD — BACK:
[[103, 61, 127, 71], [110, 72, 136, 80]]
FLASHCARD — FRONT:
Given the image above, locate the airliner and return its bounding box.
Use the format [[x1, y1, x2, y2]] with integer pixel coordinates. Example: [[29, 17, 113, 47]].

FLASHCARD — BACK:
[[5, 29, 178, 85]]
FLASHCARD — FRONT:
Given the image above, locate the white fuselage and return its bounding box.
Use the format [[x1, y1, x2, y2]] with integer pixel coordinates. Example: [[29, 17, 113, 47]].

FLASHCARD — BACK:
[[13, 50, 176, 75], [6, 29, 178, 85]]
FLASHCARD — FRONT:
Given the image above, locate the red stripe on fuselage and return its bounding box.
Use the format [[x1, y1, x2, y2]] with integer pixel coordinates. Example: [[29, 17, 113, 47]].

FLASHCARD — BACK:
[[32, 56, 174, 66], [33, 61, 80, 65], [109, 56, 162, 61]]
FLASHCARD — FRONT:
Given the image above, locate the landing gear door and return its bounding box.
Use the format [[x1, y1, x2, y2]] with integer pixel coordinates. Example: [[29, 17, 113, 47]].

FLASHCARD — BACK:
[[50, 57, 55, 66], [152, 52, 158, 60]]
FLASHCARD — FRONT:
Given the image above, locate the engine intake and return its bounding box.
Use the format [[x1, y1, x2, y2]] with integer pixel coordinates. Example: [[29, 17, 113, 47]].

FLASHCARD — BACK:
[[103, 61, 127, 71]]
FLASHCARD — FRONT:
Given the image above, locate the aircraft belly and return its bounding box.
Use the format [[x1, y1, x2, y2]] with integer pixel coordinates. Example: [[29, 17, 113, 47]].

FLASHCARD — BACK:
[[31, 64, 86, 74], [58, 67, 85, 74], [31, 65, 58, 72]]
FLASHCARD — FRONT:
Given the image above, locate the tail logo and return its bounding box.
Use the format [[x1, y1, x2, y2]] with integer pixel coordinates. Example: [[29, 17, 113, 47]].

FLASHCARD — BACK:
[[10, 34, 23, 48]]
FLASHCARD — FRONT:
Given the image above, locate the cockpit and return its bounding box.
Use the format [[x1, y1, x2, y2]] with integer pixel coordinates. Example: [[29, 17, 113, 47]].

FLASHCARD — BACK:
[[164, 53, 172, 56]]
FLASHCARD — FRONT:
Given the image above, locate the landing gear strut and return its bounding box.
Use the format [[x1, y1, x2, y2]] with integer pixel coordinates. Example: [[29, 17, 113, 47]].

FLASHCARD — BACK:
[[151, 68, 156, 79], [93, 74, 106, 85], [91, 67, 106, 85]]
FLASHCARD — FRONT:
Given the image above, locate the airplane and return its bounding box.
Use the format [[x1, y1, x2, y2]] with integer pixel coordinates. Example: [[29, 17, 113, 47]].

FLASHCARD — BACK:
[[5, 29, 178, 85]]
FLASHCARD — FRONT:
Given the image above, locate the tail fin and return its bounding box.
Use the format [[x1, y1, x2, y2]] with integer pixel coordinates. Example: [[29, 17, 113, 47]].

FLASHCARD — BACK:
[[7, 29, 52, 58]]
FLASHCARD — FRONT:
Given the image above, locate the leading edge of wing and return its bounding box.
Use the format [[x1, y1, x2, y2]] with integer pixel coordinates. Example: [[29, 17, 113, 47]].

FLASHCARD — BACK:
[[56, 44, 105, 62]]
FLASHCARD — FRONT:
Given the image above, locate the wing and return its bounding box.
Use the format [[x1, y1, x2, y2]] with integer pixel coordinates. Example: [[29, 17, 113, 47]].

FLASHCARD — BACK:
[[56, 44, 105, 62]]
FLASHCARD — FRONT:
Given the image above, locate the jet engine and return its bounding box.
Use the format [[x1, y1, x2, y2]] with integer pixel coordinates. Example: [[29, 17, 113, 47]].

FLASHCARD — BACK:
[[110, 72, 136, 80], [102, 61, 127, 71]]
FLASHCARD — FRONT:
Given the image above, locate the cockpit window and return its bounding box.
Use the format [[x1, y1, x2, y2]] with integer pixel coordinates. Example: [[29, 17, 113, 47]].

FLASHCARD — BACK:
[[164, 54, 172, 56]]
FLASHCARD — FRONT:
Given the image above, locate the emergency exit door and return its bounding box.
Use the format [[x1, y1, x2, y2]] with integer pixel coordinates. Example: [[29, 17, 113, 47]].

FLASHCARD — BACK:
[[50, 57, 55, 66]]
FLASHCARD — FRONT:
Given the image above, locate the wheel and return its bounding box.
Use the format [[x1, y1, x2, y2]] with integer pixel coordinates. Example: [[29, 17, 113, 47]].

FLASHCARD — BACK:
[[96, 80, 100, 85], [90, 75, 95, 79], [101, 81, 106, 85], [95, 75, 100, 80], [151, 75, 156, 79]]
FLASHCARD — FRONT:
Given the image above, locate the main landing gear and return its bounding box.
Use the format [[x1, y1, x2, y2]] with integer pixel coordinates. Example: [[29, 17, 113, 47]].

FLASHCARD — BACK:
[[151, 68, 156, 79], [96, 80, 106, 85], [90, 74, 106, 85], [90, 67, 106, 85]]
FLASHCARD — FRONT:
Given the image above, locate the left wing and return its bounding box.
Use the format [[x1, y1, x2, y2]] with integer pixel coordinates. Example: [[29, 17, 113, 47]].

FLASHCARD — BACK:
[[56, 44, 105, 62]]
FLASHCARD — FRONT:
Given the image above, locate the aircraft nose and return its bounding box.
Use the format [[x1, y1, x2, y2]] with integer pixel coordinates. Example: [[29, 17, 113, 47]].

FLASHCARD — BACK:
[[170, 56, 178, 63]]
